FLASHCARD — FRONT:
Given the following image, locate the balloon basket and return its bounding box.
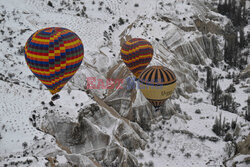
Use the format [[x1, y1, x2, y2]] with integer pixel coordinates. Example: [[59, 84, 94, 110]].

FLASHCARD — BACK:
[[152, 105, 160, 112], [51, 94, 60, 101], [154, 106, 160, 112]]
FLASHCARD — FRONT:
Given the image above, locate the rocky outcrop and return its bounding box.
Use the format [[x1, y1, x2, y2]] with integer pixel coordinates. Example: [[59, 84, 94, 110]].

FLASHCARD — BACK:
[[173, 34, 223, 64], [54, 154, 98, 167], [240, 65, 250, 79], [194, 16, 225, 35], [225, 134, 250, 167], [36, 103, 147, 167], [104, 69, 176, 130], [237, 134, 250, 155], [100, 0, 229, 132]]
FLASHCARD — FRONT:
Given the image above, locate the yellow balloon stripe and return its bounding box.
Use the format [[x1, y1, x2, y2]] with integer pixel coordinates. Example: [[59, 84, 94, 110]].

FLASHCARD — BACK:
[[121, 44, 153, 55], [31, 37, 50, 43], [34, 70, 78, 86], [123, 54, 152, 64], [26, 53, 49, 60], [66, 55, 83, 64], [64, 39, 82, 47], [28, 67, 50, 75], [126, 39, 145, 45], [129, 62, 151, 70]]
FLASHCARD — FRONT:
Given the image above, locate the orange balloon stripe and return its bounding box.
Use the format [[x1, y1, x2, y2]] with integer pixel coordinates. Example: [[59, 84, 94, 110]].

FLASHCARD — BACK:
[[123, 54, 153, 64], [128, 62, 152, 70], [121, 44, 153, 55]]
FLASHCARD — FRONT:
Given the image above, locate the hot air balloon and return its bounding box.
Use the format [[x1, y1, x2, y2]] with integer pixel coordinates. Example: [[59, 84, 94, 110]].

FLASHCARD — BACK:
[[138, 66, 176, 110], [121, 38, 153, 78], [25, 27, 84, 95]]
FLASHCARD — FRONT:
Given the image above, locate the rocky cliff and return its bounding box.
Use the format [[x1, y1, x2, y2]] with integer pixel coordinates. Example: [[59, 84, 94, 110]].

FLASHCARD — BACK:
[[0, 0, 249, 167]]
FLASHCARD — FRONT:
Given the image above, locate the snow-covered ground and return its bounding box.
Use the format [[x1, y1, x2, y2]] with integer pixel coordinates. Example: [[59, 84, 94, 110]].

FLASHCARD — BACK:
[[135, 60, 250, 166], [0, 0, 249, 166]]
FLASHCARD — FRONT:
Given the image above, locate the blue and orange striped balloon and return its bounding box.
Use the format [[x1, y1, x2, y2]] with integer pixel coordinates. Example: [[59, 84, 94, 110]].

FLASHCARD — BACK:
[[138, 66, 177, 109], [121, 38, 153, 78], [25, 27, 84, 94]]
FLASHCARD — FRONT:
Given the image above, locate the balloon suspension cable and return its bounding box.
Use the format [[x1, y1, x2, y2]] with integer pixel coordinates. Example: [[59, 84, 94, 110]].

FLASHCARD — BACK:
[[51, 94, 60, 101]]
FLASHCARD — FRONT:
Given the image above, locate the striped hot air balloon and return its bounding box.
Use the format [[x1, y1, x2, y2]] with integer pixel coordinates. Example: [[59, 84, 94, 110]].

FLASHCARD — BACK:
[[121, 38, 153, 78], [25, 27, 84, 95], [138, 66, 177, 109]]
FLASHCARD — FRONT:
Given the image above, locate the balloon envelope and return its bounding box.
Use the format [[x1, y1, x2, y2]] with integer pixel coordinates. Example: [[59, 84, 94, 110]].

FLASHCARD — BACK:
[[138, 66, 176, 108], [25, 27, 84, 94], [121, 38, 153, 78]]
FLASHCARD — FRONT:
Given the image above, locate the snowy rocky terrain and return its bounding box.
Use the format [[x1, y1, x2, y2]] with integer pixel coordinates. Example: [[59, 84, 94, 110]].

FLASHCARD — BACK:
[[0, 0, 249, 166]]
